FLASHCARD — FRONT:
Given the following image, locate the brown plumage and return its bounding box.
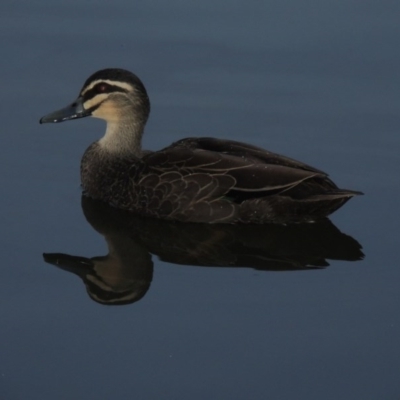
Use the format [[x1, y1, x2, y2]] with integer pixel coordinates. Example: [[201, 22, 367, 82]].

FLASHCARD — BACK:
[[40, 68, 362, 223]]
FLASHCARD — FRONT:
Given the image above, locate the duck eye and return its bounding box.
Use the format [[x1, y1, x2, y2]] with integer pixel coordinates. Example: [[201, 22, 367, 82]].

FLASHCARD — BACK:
[[97, 84, 108, 93]]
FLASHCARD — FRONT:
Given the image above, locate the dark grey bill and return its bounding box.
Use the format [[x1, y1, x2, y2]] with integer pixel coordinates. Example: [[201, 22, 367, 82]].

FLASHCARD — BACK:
[[39, 97, 90, 124]]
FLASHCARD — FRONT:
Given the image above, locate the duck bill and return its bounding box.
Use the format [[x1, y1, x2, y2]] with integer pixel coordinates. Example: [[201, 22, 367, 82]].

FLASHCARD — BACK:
[[43, 253, 94, 275], [39, 97, 90, 124]]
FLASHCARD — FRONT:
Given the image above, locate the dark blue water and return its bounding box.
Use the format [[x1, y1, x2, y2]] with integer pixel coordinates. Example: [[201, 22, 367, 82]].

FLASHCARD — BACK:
[[1, 1, 399, 399]]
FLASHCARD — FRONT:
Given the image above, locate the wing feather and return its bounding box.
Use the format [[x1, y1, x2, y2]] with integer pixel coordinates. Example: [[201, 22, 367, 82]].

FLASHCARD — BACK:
[[132, 137, 351, 222], [143, 143, 323, 193]]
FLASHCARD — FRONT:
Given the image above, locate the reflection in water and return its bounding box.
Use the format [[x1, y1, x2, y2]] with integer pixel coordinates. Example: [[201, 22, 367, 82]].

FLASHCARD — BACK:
[[43, 197, 364, 306]]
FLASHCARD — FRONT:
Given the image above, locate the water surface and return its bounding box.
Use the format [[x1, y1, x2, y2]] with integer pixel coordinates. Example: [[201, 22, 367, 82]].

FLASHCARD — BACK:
[[0, 1, 399, 399]]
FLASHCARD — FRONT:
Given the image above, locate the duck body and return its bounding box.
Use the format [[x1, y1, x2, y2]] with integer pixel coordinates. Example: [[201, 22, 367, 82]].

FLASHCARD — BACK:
[[41, 68, 361, 224], [80, 136, 360, 224]]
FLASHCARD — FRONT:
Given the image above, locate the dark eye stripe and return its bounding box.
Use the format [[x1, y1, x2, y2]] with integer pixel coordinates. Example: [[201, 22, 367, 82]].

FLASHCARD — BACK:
[[85, 103, 102, 114], [82, 83, 129, 101]]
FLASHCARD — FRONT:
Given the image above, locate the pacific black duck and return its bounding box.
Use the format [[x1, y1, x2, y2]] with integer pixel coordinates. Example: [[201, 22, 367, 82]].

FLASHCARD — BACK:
[[40, 68, 362, 223]]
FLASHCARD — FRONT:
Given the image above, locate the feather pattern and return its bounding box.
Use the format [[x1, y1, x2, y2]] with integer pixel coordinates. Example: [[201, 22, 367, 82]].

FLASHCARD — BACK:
[[81, 137, 361, 223]]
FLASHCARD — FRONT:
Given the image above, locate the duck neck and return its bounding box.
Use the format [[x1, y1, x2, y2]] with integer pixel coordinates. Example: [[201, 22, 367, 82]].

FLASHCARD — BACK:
[[98, 118, 144, 158]]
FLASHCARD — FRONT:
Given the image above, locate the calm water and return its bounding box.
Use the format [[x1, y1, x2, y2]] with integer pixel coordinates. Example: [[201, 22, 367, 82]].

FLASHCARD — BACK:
[[1, 1, 399, 399]]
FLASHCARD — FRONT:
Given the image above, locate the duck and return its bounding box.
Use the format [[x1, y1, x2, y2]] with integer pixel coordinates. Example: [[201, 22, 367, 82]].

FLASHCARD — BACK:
[[40, 68, 362, 224]]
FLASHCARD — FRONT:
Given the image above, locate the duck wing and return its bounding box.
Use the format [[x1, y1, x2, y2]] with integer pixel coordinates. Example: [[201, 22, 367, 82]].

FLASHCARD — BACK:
[[170, 137, 326, 174], [133, 137, 363, 223], [142, 137, 325, 193]]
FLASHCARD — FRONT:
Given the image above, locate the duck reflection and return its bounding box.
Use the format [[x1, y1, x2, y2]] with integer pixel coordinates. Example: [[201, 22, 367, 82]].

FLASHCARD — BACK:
[[43, 196, 364, 306]]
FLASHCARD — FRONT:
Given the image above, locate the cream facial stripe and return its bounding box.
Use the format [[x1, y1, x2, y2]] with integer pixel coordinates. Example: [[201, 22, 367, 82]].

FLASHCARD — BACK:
[[81, 79, 133, 95], [83, 93, 109, 110]]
